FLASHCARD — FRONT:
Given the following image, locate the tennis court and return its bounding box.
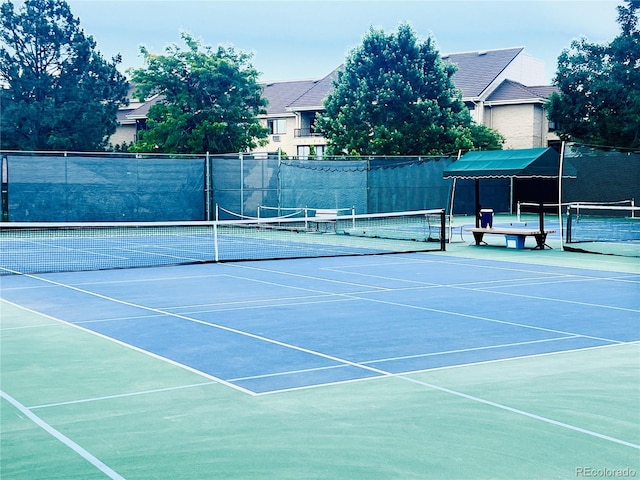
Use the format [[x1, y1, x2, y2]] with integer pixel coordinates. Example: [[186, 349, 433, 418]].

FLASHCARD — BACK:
[[1, 224, 639, 479]]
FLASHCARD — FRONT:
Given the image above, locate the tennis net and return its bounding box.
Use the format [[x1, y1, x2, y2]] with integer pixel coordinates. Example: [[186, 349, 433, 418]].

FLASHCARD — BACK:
[[565, 203, 640, 257], [256, 205, 355, 219], [0, 209, 446, 275]]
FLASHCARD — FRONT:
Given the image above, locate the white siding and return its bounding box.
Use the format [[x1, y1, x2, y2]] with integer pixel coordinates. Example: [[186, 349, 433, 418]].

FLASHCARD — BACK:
[[502, 53, 545, 86]]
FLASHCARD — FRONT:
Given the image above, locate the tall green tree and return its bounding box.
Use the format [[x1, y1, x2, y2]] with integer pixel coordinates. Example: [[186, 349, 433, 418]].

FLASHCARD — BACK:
[[316, 23, 503, 156], [129, 33, 268, 154], [0, 0, 128, 151], [546, 0, 640, 148]]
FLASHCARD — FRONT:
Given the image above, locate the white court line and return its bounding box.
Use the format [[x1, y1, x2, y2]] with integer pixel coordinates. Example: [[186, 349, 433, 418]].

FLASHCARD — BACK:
[[361, 335, 582, 365], [332, 252, 640, 283], [1, 311, 167, 331], [2, 322, 62, 331], [28, 381, 217, 410], [0, 390, 126, 480], [450, 282, 640, 314], [322, 256, 575, 275], [0, 273, 230, 291], [358, 253, 640, 280], [70, 273, 230, 287], [399, 376, 640, 450], [325, 267, 586, 293], [229, 364, 348, 382], [324, 256, 639, 288], [330, 255, 568, 275], [164, 290, 356, 311], [167, 296, 357, 315], [223, 268, 394, 292], [459, 276, 622, 289]]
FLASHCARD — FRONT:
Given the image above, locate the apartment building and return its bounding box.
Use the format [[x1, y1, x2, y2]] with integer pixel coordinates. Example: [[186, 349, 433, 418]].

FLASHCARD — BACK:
[[257, 47, 559, 157]]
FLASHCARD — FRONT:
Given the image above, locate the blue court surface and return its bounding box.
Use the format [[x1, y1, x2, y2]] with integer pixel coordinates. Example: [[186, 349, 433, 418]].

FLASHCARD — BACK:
[[2, 252, 638, 395]]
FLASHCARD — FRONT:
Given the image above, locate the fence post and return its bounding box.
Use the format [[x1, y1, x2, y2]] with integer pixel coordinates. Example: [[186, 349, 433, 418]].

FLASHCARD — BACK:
[[1, 156, 8, 222], [205, 152, 211, 221], [239, 152, 244, 216]]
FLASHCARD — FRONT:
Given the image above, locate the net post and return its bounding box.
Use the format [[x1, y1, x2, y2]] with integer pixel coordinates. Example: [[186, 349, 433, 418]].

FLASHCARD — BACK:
[[474, 179, 480, 228], [440, 209, 446, 251], [239, 153, 244, 217], [566, 206, 572, 244], [509, 178, 514, 215], [213, 222, 219, 262]]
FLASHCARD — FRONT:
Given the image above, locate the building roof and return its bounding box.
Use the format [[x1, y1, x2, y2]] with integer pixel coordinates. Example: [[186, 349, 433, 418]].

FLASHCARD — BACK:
[[287, 66, 342, 110], [117, 108, 135, 124], [261, 47, 539, 115], [261, 79, 320, 115], [527, 85, 558, 98], [486, 79, 558, 102], [442, 47, 524, 98], [125, 94, 162, 120]]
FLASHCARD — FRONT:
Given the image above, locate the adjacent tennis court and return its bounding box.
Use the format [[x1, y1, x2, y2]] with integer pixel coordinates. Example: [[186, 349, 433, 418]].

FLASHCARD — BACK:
[[1, 228, 638, 479]]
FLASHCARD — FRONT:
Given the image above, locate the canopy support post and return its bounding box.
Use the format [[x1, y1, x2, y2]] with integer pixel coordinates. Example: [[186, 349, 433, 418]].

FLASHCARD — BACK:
[[475, 179, 480, 228]]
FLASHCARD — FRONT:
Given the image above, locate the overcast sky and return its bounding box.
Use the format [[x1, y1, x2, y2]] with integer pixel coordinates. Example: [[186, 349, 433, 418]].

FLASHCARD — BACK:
[[59, 0, 623, 84]]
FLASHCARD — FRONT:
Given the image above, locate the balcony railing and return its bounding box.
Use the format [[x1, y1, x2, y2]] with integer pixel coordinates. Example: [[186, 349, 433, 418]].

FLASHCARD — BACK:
[[294, 128, 323, 138]]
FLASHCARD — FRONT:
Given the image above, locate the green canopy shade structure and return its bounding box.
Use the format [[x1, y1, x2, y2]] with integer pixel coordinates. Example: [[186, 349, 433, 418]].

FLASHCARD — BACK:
[[443, 147, 573, 230], [442, 147, 564, 179]]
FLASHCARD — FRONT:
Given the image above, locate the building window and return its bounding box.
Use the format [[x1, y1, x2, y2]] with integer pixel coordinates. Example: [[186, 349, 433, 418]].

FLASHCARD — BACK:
[[298, 146, 309, 158], [268, 119, 287, 135], [297, 145, 325, 159]]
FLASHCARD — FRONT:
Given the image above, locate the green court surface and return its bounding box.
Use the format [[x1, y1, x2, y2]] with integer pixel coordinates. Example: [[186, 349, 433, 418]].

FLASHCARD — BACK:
[[1, 234, 639, 479]]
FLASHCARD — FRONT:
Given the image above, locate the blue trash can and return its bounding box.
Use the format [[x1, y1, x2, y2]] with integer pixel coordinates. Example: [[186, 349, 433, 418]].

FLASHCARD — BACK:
[[480, 209, 494, 228], [506, 235, 526, 249]]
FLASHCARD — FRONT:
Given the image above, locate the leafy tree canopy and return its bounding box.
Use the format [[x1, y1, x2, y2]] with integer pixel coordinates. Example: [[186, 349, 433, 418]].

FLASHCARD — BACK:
[[547, 0, 640, 148], [0, 0, 128, 151], [129, 33, 268, 154], [316, 23, 503, 156]]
